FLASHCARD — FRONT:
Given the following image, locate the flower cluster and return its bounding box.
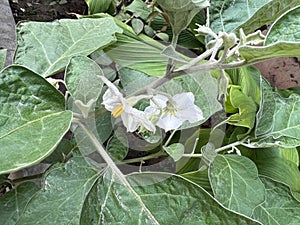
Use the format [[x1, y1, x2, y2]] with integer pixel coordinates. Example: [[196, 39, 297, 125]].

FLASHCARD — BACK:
[[101, 76, 204, 133]]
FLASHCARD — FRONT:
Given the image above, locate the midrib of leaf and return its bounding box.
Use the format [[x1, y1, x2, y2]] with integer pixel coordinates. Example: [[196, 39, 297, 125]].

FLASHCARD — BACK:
[[0, 111, 68, 140], [77, 122, 160, 224]]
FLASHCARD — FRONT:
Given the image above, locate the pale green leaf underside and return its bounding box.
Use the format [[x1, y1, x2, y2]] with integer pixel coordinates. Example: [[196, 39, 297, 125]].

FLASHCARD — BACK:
[[210, 0, 300, 34], [14, 18, 122, 77], [266, 6, 300, 45], [0, 182, 39, 225], [81, 170, 260, 224], [0, 49, 7, 70], [253, 177, 300, 225], [0, 66, 72, 174], [209, 155, 265, 216], [239, 42, 300, 64], [16, 157, 99, 225]]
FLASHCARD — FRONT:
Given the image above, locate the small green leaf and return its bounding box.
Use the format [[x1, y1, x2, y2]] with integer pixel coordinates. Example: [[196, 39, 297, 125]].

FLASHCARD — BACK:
[[164, 143, 185, 161], [17, 156, 99, 225], [0, 66, 72, 174], [65, 56, 103, 104], [0, 49, 7, 70], [132, 18, 144, 35], [0, 182, 39, 225], [14, 18, 122, 77], [107, 135, 128, 161], [157, 0, 209, 37], [209, 155, 265, 216], [252, 177, 300, 225]]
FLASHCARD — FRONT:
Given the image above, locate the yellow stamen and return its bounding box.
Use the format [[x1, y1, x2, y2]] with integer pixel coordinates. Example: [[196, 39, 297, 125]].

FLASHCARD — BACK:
[[112, 105, 124, 118]]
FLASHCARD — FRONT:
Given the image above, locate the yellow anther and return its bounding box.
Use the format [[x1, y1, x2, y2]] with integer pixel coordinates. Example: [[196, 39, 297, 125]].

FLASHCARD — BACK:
[[112, 105, 124, 118]]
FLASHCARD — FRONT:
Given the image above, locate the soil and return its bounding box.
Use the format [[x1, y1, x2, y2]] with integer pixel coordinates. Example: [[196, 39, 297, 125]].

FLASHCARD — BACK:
[[7, 1, 300, 89], [9, 0, 87, 23]]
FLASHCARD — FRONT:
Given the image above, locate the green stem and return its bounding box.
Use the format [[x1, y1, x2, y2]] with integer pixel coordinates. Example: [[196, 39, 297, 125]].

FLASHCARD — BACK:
[[76, 121, 160, 224], [121, 151, 167, 164]]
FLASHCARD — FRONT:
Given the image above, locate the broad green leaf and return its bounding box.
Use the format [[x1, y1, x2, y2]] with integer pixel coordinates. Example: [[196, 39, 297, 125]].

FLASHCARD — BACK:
[[0, 49, 7, 70], [209, 155, 265, 216], [65, 56, 103, 104], [0, 182, 39, 225], [210, 0, 300, 34], [81, 170, 260, 224], [164, 143, 185, 161], [16, 156, 99, 225], [157, 0, 209, 37], [266, 6, 300, 45], [125, 0, 152, 20], [255, 77, 275, 136], [180, 71, 222, 129], [252, 177, 300, 225], [0, 66, 72, 174], [239, 42, 300, 64], [14, 18, 122, 77]]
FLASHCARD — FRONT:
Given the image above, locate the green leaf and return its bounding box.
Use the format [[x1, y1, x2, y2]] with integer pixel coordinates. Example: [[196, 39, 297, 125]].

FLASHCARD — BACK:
[[210, 0, 300, 34], [266, 6, 300, 45], [14, 18, 122, 77], [132, 18, 144, 35], [0, 182, 39, 225], [255, 77, 275, 136], [157, 0, 209, 37], [119, 67, 156, 95], [43, 139, 75, 164], [252, 177, 300, 225], [125, 0, 152, 20], [85, 0, 115, 14], [107, 135, 128, 161], [209, 155, 265, 216], [16, 156, 99, 225], [248, 149, 300, 202], [0, 49, 7, 70], [164, 143, 185, 162], [256, 94, 300, 147], [239, 42, 300, 64], [81, 170, 260, 224], [65, 56, 103, 104], [0, 66, 72, 174]]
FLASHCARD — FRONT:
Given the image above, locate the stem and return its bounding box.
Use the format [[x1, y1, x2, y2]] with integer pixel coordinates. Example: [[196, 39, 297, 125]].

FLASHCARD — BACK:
[[121, 151, 167, 164], [10, 173, 43, 184], [182, 153, 202, 158], [75, 121, 160, 224]]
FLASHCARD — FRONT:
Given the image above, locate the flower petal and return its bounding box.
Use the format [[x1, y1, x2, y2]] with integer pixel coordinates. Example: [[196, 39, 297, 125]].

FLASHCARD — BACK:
[[156, 114, 183, 132]]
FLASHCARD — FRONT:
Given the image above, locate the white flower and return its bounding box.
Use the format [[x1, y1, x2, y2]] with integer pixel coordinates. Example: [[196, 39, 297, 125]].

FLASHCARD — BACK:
[[100, 76, 156, 133], [145, 92, 204, 131]]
